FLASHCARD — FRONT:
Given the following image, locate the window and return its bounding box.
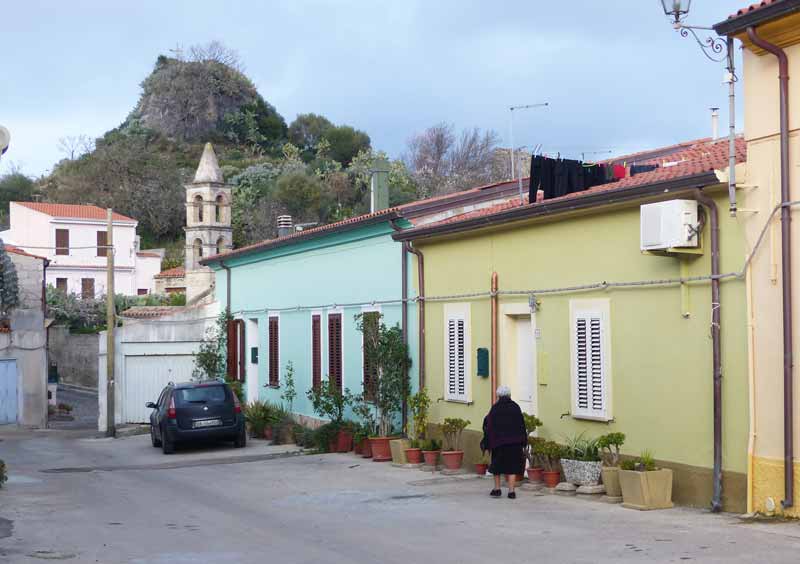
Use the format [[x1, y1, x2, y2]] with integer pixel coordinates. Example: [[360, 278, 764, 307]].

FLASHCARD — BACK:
[[328, 312, 343, 392], [268, 316, 279, 387], [215, 194, 224, 223], [362, 311, 380, 401], [56, 278, 67, 293], [55, 229, 69, 256], [137, 289, 148, 296], [175, 385, 227, 405], [444, 304, 470, 402], [96, 231, 107, 257], [193, 239, 203, 268], [216, 237, 225, 255], [311, 314, 321, 390], [81, 278, 94, 300], [195, 194, 204, 222], [570, 300, 611, 421]]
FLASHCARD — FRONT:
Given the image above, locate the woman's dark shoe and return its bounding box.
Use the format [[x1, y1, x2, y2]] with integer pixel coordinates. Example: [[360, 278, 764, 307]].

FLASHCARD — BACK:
[[508, 491, 516, 499], [490, 489, 502, 498]]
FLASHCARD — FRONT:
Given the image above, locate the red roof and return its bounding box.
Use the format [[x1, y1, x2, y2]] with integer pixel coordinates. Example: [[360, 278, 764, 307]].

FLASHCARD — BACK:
[[137, 251, 161, 259], [730, 0, 781, 19], [154, 266, 185, 279], [14, 202, 136, 222], [121, 306, 188, 319], [5, 244, 47, 261], [427, 137, 745, 228]]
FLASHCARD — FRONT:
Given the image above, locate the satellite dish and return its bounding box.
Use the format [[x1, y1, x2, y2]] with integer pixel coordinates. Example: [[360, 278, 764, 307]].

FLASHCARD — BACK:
[[0, 126, 9, 156]]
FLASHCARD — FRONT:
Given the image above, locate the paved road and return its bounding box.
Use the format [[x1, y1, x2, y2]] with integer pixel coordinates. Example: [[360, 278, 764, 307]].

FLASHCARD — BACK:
[[1, 431, 800, 563], [48, 386, 97, 430]]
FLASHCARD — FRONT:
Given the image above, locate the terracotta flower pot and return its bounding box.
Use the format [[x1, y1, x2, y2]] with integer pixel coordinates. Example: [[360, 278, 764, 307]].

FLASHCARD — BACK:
[[441, 450, 464, 470], [263, 427, 273, 441], [405, 448, 423, 464], [354, 440, 363, 455], [328, 438, 337, 453], [361, 439, 373, 458], [542, 470, 561, 488], [422, 450, 440, 466], [475, 463, 488, 475], [336, 430, 353, 453], [601, 466, 622, 497], [369, 437, 392, 462], [527, 467, 544, 483]]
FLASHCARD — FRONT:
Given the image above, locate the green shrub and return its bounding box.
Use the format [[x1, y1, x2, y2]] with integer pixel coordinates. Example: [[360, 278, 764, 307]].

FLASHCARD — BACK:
[[441, 418, 470, 451], [523, 413, 542, 435], [597, 432, 626, 467], [563, 433, 601, 462], [621, 450, 657, 472], [408, 388, 430, 441], [312, 422, 341, 452], [306, 379, 354, 425], [421, 438, 441, 451], [532, 440, 565, 472], [243, 400, 277, 438]]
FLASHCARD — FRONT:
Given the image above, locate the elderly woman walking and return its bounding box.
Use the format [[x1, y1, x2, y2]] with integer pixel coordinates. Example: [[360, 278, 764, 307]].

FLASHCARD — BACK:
[[481, 385, 527, 499]]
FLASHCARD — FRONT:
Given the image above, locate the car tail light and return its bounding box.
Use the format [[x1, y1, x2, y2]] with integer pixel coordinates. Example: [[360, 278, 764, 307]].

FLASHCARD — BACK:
[[233, 392, 242, 414], [167, 396, 176, 419]]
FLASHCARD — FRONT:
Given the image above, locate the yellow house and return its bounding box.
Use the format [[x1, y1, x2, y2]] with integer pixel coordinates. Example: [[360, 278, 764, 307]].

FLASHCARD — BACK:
[[714, 0, 800, 516]]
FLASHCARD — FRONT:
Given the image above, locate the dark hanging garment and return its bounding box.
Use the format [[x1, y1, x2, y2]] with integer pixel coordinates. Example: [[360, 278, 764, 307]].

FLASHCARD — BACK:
[[529, 155, 544, 202], [630, 163, 658, 176]]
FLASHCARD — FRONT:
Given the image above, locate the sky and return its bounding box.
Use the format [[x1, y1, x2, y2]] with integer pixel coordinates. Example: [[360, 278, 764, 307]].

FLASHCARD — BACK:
[[1, 0, 747, 177]]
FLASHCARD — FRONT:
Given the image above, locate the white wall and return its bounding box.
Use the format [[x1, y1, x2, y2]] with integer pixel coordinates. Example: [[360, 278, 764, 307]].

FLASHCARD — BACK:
[[135, 256, 161, 294], [47, 267, 136, 298]]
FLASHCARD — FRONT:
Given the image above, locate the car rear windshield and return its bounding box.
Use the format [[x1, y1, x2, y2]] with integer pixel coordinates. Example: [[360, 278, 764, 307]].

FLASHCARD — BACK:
[[175, 385, 228, 405]]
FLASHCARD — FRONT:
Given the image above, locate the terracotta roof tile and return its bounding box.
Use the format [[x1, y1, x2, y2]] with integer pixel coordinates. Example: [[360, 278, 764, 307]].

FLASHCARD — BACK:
[[5, 244, 47, 261], [14, 202, 136, 222], [729, 0, 781, 19], [154, 266, 185, 279], [121, 306, 188, 319], [136, 251, 161, 259]]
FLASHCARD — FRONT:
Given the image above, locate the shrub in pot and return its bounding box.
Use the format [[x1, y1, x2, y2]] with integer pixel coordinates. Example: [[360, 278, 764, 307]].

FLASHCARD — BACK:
[[526, 437, 545, 483], [619, 451, 673, 510], [597, 432, 626, 498], [421, 438, 441, 466], [523, 415, 543, 480], [306, 379, 354, 452], [0, 459, 6, 488], [243, 399, 275, 439], [441, 417, 470, 470], [405, 389, 430, 465], [475, 450, 490, 475], [533, 440, 564, 488], [355, 313, 410, 462], [561, 433, 603, 486]]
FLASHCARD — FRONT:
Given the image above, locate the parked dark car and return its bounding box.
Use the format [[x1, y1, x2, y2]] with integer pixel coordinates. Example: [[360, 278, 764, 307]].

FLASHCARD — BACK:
[[147, 380, 246, 454]]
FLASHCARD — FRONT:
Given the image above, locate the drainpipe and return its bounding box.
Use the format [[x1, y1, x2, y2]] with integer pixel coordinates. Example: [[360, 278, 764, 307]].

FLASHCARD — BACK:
[[391, 219, 409, 433], [746, 26, 793, 509], [491, 273, 498, 405], [404, 242, 425, 390], [694, 189, 723, 513]]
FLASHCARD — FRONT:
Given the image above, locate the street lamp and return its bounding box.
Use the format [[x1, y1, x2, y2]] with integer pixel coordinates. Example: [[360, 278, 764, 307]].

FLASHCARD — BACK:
[[509, 102, 548, 205], [660, 2, 738, 217]]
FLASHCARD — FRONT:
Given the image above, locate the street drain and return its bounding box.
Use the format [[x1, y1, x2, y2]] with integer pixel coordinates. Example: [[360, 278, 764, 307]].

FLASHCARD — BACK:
[[27, 551, 77, 560]]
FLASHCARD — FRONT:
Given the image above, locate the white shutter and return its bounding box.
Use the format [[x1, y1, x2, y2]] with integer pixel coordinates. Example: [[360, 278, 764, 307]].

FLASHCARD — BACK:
[[571, 303, 610, 420], [445, 310, 468, 402]]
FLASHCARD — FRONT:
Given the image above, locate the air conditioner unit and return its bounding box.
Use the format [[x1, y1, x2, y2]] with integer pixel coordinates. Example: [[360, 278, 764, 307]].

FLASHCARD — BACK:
[[640, 200, 699, 251]]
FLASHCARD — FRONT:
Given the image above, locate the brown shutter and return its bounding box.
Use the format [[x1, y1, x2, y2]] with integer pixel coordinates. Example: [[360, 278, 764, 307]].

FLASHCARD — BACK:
[[237, 320, 245, 382], [269, 316, 279, 386], [96, 231, 107, 257], [226, 319, 238, 380], [80, 278, 94, 300], [328, 313, 342, 391], [362, 312, 379, 401], [56, 278, 67, 292], [312, 314, 321, 390], [55, 229, 69, 256]]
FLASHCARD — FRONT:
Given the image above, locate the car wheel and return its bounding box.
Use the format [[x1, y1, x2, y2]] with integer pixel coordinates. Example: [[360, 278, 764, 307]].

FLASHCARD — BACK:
[[234, 426, 246, 448], [161, 426, 175, 455], [150, 424, 162, 448]]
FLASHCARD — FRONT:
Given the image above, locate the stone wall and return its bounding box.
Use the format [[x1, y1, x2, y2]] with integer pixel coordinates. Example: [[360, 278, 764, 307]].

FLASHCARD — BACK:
[[48, 325, 99, 389]]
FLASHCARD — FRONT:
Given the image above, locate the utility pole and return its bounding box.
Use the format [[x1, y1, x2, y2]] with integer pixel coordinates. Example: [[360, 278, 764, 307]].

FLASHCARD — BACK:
[[508, 102, 549, 205], [105, 208, 115, 437]]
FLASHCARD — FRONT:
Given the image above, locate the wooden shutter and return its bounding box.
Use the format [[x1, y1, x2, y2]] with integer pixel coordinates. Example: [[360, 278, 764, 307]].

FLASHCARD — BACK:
[[362, 312, 379, 401], [80, 278, 94, 300], [96, 231, 107, 257], [55, 229, 69, 256], [56, 278, 67, 293], [573, 310, 607, 419], [446, 314, 467, 402], [238, 320, 245, 382], [328, 313, 342, 391], [312, 314, 321, 390], [269, 316, 279, 387], [226, 319, 245, 382]]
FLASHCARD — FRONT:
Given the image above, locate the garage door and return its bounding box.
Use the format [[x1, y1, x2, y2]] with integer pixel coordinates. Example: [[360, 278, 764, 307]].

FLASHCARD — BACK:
[[123, 355, 196, 424], [0, 359, 18, 424]]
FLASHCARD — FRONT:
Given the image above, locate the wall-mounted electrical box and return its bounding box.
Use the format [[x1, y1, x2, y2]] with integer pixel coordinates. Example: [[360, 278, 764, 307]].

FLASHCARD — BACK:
[[250, 347, 258, 364], [476, 348, 489, 377], [640, 199, 699, 251]]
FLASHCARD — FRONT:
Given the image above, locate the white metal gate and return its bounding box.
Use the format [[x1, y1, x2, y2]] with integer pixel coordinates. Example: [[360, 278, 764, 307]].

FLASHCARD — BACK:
[[122, 355, 196, 423], [0, 359, 18, 424]]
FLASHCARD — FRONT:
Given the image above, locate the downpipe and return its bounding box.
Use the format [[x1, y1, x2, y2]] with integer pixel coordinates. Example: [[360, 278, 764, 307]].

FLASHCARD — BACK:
[[695, 190, 723, 513], [747, 26, 793, 510], [404, 242, 425, 390]]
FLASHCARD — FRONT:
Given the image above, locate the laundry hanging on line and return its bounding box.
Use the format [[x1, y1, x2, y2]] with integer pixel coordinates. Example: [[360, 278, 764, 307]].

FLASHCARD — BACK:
[[529, 155, 610, 201]]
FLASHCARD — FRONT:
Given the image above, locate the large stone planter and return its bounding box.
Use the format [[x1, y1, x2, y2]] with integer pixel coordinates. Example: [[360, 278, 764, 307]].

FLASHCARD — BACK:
[[601, 466, 622, 497], [560, 459, 602, 486], [390, 438, 411, 464], [618, 468, 673, 510]]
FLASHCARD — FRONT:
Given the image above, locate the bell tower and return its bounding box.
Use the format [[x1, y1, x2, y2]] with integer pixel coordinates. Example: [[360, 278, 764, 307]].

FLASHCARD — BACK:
[[184, 142, 232, 302]]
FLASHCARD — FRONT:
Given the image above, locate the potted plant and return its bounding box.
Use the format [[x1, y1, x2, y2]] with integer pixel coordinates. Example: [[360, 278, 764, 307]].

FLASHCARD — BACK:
[[352, 393, 377, 458], [533, 440, 564, 488], [597, 432, 626, 499], [523, 414, 543, 481], [405, 389, 430, 465], [356, 314, 411, 462], [561, 433, 603, 486], [421, 438, 441, 467], [475, 450, 490, 475], [243, 399, 275, 439], [440, 417, 470, 470], [619, 451, 673, 510], [527, 437, 545, 483], [306, 378, 354, 452]]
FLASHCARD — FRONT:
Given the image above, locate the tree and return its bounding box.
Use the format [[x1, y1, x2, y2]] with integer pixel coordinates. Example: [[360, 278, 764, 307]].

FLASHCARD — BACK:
[[323, 125, 371, 166], [187, 40, 244, 72], [288, 113, 334, 156], [0, 240, 19, 318], [275, 171, 323, 221], [57, 135, 94, 160], [0, 172, 35, 228], [404, 123, 500, 197]]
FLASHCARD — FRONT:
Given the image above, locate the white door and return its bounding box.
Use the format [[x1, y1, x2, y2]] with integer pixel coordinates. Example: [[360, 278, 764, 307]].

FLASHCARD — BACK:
[[0, 360, 18, 424], [123, 355, 196, 423], [514, 316, 536, 415]]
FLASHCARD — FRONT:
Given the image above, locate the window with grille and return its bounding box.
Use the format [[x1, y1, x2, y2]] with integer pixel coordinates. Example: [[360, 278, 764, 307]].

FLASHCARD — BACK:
[[96, 231, 107, 257], [55, 229, 69, 256], [80, 278, 94, 300], [571, 301, 611, 421], [56, 278, 67, 293], [269, 316, 279, 387], [312, 314, 321, 390], [362, 311, 380, 401], [444, 304, 470, 402], [328, 313, 343, 392]]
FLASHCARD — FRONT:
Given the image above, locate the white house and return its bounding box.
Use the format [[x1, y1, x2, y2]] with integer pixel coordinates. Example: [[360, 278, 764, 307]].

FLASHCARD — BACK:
[[2, 202, 161, 297]]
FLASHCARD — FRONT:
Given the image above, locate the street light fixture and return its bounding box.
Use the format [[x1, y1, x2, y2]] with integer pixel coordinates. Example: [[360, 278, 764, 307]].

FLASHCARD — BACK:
[[660, 0, 692, 25]]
